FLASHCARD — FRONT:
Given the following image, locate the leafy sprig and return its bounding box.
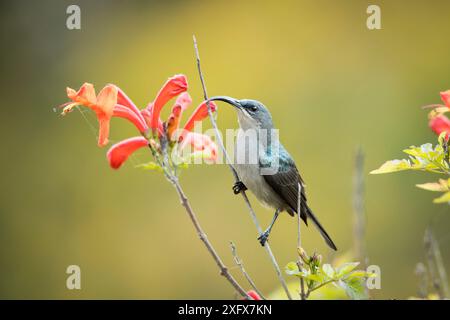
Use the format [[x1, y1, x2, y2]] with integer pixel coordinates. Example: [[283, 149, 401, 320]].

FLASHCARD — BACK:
[[371, 132, 450, 203], [285, 248, 374, 300]]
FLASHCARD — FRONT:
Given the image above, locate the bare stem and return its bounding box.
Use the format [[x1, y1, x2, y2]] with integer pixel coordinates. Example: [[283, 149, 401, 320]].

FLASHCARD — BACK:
[[166, 173, 251, 299], [297, 183, 306, 300], [157, 131, 250, 299], [230, 241, 266, 300], [193, 35, 292, 300], [308, 279, 336, 294]]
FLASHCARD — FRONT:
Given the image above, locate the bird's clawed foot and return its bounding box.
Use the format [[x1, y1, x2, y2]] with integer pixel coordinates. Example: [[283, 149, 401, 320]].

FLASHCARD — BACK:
[[232, 181, 247, 195], [257, 231, 270, 246]]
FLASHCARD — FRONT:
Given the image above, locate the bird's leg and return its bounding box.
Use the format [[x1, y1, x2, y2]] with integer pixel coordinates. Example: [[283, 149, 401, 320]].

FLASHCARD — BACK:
[[232, 181, 247, 194], [258, 209, 280, 246]]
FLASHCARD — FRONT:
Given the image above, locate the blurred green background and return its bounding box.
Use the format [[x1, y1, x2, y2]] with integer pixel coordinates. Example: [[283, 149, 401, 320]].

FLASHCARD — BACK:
[[0, 0, 449, 299]]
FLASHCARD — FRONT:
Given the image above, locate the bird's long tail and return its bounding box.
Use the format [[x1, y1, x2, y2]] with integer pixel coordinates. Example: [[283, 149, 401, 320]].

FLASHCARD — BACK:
[[301, 205, 338, 251]]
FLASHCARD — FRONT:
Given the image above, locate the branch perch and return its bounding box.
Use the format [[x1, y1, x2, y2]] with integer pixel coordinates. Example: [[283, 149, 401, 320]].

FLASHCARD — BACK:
[[156, 133, 251, 300], [169, 176, 250, 298], [193, 35, 292, 300], [230, 241, 266, 300]]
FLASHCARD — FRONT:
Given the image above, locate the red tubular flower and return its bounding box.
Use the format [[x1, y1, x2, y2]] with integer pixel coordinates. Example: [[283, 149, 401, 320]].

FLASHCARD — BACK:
[[441, 90, 450, 108], [64, 76, 219, 169], [65, 83, 118, 147], [141, 107, 163, 136], [150, 74, 188, 130], [175, 92, 193, 109], [167, 93, 192, 139], [113, 104, 149, 134], [107, 136, 149, 169], [246, 290, 261, 300], [114, 85, 148, 129], [108, 132, 218, 169], [183, 101, 217, 132], [141, 106, 163, 135], [64, 83, 150, 146], [429, 115, 450, 139], [167, 106, 183, 139], [180, 132, 218, 161]]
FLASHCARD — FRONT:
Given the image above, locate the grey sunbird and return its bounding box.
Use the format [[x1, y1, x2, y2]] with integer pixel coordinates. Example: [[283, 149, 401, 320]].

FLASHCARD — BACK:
[[208, 96, 337, 250]]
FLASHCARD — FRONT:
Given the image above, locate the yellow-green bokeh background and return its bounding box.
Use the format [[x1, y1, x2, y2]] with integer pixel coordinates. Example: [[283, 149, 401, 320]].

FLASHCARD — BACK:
[[1, 0, 449, 299]]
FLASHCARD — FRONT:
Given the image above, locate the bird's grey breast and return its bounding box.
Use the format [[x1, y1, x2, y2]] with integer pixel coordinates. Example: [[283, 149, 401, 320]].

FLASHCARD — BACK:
[[234, 129, 286, 210]]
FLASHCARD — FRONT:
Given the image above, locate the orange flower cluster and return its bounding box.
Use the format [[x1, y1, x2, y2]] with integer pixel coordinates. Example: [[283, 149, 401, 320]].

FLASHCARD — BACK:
[[61, 75, 218, 169]]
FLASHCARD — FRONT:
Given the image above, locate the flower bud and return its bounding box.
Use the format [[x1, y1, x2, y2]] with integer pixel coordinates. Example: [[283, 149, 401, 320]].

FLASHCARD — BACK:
[[297, 247, 309, 264], [311, 252, 322, 266]]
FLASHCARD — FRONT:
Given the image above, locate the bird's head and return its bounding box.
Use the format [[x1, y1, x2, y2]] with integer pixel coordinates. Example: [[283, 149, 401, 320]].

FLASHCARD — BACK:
[[208, 96, 274, 130]]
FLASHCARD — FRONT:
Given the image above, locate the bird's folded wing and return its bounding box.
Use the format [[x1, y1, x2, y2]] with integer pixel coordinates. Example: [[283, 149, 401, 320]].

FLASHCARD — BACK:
[[260, 156, 307, 216]]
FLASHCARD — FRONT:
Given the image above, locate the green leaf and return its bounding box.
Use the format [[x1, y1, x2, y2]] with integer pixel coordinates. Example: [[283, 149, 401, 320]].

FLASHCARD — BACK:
[[176, 161, 189, 169], [285, 262, 299, 275], [171, 153, 189, 169], [371, 135, 450, 176], [285, 261, 328, 283], [285, 262, 324, 282], [307, 282, 348, 300], [403, 144, 431, 158], [433, 191, 450, 203], [370, 159, 412, 174], [322, 264, 335, 279], [348, 270, 376, 278], [190, 150, 213, 159], [416, 179, 450, 192], [335, 262, 359, 278], [406, 143, 446, 168], [338, 276, 368, 300], [135, 162, 163, 172], [302, 272, 325, 282]]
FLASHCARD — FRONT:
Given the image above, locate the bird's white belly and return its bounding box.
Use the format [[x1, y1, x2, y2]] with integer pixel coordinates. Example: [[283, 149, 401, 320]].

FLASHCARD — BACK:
[[234, 149, 286, 211]]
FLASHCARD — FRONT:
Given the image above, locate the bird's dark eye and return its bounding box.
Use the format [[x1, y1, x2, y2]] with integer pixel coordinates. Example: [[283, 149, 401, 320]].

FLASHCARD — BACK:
[[250, 105, 258, 112]]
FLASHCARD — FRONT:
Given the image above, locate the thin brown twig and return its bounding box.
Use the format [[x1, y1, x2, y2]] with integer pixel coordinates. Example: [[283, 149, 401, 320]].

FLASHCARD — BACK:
[[193, 35, 292, 300], [297, 183, 306, 300], [230, 241, 266, 300], [307, 279, 336, 293], [157, 133, 251, 300], [168, 176, 250, 299]]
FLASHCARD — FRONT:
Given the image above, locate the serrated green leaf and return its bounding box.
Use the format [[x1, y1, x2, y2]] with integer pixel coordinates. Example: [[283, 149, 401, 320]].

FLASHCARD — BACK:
[[338, 276, 368, 300], [347, 270, 376, 278], [135, 162, 163, 172], [177, 162, 189, 169], [189, 150, 214, 162], [335, 262, 359, 278], [285, 262, 299, 275], [403, 145, 428, 158], [303, 273, 324, 282], [370, 159, 412, 174], [285, 261, 324, 282], [416, 179, 450, 192], [322, 264, 335, 279], [404, 142, 447, 168], [433, 191, 450, 203]]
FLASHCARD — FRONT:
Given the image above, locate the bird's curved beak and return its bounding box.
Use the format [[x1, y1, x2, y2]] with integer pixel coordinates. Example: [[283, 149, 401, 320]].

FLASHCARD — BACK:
[[208, 96, 242, 109]]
